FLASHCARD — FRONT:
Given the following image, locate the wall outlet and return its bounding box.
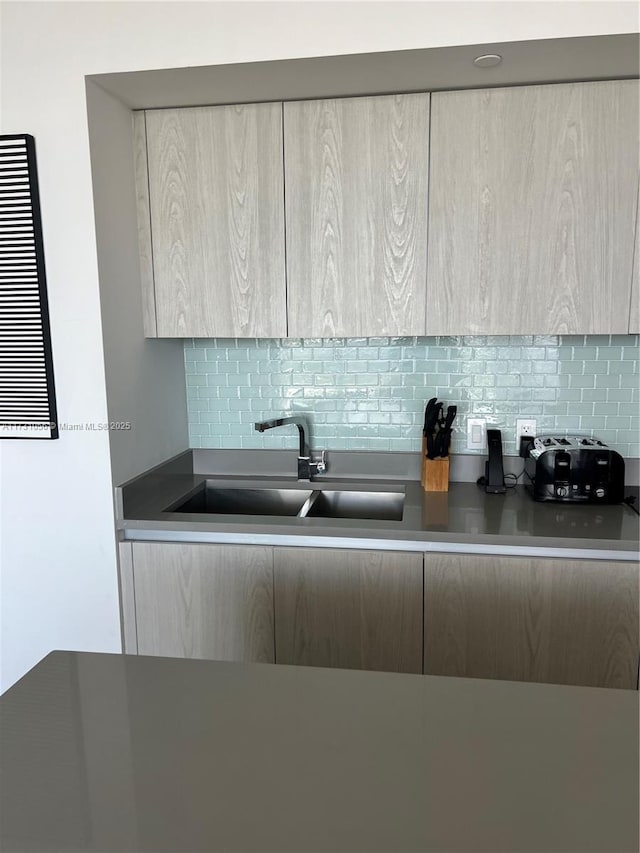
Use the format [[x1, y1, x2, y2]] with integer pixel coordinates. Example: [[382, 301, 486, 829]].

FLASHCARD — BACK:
[[516, 419, 537, 446], [466, 418, 487, 451]]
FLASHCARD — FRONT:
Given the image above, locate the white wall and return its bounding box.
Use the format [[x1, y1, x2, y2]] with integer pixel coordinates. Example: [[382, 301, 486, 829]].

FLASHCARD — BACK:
[[1, 0, 637, 693]]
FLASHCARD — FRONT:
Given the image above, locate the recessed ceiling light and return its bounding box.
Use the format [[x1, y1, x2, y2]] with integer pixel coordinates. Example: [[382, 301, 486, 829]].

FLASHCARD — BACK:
[[473, 54, 503, 68]]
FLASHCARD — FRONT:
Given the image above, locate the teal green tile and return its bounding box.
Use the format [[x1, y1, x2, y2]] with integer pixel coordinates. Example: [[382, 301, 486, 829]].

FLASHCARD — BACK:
[[618, 403, 640, 416], [533, 361, 557, 374], [569, 375, 595, 388], [603, 416, 631, 429], [579, 417, 605, 430], [508, 361, 533, 374], [558, 361, 584, 374], [582, 335, 611, 345], [544, 375, 569, 387], [484, 361, 508, 374], [312, 347, 337, 359], [608, 361, 636, 374], [558, 348, 576, 361], [619, 373, 640, 388], [520, 376, 545, 388], [552, 416, 581, 429], [461, 361, 486, 374], [379, 374, 403, 387], [187, 374, 207, 386], [594, 375, 621, 389], [367, 360, 391, 372], [581, 390, 608, 402], [615, 429, 640, 443], [543, 402, 570, 415], [571, 347, 598, 359], [497, 347, 520, 359], [595, 347, 623, 360], [521, 347, 546, 360], [582, 360, 608, 374], [531, 390, 556, 402], [183, 338, 638, 452]]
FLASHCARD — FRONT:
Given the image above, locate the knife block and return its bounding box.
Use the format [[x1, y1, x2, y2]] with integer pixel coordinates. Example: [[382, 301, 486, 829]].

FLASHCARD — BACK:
[[421, 437, 450, 492]]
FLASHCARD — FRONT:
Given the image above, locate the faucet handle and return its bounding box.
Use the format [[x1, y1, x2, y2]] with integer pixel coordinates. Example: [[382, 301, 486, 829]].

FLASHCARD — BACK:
[[314, 450, 327, 475]]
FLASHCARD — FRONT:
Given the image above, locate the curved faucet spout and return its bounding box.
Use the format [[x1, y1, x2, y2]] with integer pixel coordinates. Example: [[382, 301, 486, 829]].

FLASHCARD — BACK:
[[254, 416, 309, 458], [253, 415, 327, 481]]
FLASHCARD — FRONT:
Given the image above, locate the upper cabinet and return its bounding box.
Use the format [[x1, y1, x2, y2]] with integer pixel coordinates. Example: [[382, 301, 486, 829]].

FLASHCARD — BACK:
[[630, 184, 640, 334], [284, 94, 430, 337], [134, 81, 639, 339], [140, 103, 286, 337], [427, 80, 640, 335]]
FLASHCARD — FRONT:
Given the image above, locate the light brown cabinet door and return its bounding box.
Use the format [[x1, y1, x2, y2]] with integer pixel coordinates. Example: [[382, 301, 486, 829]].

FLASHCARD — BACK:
[[284, 94, 429, 337], [629, 183, 640, 333], [144, 103, 286, 337], [274, 547, 423, 673], [424, 553, 639, 689], [132, 543, 274, 663], [427, 80, 640, 335]]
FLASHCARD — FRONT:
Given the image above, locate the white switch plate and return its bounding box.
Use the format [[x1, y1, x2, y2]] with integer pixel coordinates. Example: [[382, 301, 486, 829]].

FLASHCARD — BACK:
[[516, 418, 537, 445], [466, 418, 486, 451]]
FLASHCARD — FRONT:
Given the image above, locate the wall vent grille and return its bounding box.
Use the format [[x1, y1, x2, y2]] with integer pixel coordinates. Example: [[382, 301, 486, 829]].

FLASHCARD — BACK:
[[0, 134, 58, 439]]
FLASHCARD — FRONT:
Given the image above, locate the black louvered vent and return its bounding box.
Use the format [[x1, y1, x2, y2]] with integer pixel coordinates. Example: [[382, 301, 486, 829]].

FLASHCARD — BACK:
[[0, 134, 58, 439]]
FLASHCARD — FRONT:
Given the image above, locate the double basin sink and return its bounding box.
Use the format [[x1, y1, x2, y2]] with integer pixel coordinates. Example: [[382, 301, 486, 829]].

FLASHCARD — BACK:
[[166, 482, 405, 522]]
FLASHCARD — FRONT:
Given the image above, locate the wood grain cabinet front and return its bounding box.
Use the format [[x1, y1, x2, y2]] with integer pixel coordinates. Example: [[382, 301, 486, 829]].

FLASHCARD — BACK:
[[273, 547, 423, 674], [424, 553, 639, 690], [629, 184, 640, 334], [427, 80, 640, 335], [139, 103, 286, 337], [284, 94, 430, 337], [131, 542, 275, 664]]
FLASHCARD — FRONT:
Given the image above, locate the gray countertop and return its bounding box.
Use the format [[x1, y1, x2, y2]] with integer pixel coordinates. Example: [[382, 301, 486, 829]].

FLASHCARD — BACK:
[[1, 650, 637, 853], [116, 450, 640, 558]]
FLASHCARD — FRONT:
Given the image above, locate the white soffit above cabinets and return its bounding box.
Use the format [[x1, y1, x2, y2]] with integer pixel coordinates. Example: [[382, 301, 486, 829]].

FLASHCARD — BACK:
[[87, 33, 639, 111]]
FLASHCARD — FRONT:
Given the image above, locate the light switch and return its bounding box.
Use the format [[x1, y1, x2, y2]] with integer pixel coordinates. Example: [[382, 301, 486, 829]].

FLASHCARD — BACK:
[[466, 418, 486, 451]]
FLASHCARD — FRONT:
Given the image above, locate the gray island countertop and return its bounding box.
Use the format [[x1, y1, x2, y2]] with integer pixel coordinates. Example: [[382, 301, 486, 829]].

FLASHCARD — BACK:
[[116, 450, 640, 559], [1, 650, 637, 853]]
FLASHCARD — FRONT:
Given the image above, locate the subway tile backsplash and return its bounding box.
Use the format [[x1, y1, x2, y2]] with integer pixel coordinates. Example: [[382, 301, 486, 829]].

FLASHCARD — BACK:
[[185, 335, 640, 457]]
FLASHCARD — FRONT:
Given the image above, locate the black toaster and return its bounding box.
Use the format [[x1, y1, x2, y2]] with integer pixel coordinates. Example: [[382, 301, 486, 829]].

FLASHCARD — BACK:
[[524, 436, 625, 503]]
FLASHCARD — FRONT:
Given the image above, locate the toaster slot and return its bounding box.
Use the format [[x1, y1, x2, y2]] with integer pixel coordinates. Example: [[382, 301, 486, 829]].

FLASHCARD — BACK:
[[553, 451, 571, 498]]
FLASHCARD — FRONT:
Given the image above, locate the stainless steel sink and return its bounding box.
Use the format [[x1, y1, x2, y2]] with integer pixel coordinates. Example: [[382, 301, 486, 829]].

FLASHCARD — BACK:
[[169, 486, 312, 517], [166, 483, 405, 522], [302, 490, 404, 521]]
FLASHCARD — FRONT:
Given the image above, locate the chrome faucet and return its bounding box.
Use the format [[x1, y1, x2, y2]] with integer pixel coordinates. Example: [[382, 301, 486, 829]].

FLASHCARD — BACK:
[[254, 416, 327, 481]]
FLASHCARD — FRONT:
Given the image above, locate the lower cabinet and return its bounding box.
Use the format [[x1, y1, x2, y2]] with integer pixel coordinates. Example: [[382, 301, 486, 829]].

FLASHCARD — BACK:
[[131, 542, 275, 663], [273, 547, 423, 674], [122, 542, 638, 688], [424, 554, 639, 690]]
